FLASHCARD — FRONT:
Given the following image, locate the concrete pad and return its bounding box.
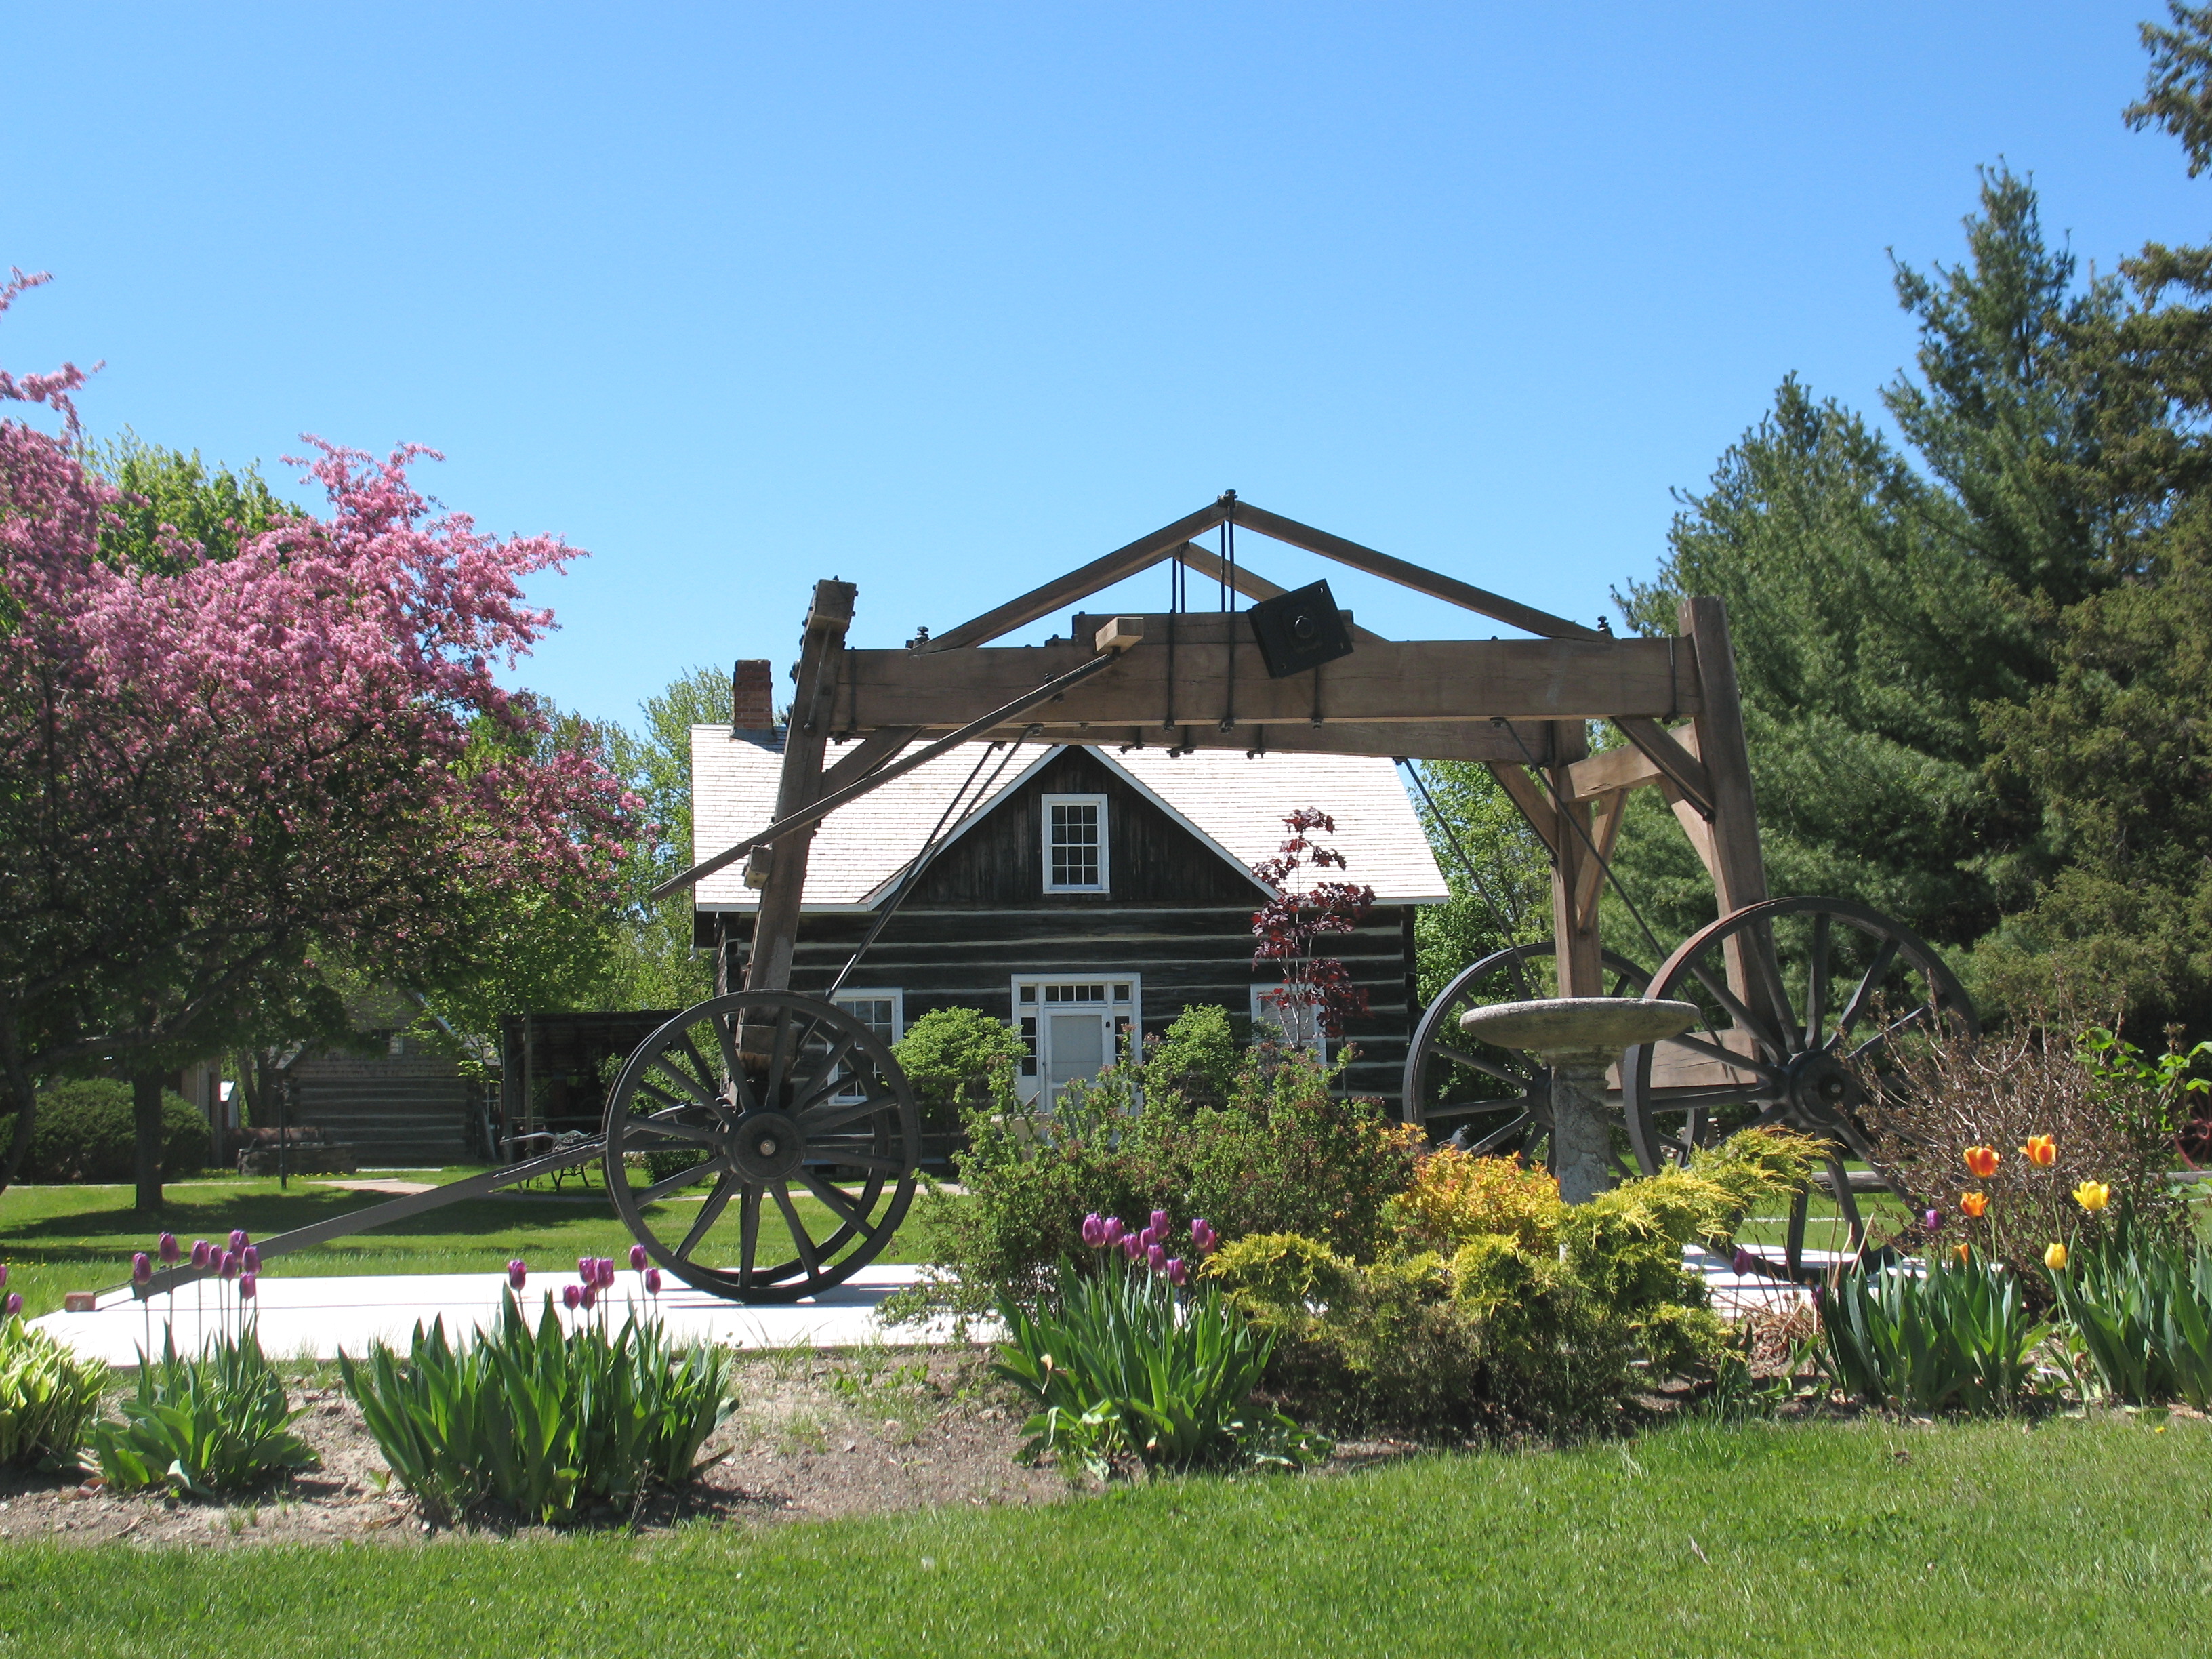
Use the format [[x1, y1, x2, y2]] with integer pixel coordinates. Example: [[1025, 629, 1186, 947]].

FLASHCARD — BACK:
[[30, 1265, 968, 1368]]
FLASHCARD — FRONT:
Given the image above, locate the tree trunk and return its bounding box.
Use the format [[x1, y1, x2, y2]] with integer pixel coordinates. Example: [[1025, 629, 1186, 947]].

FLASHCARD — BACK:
[[0, 1013, 35, 1197], [133, 1071, 164, 1212]]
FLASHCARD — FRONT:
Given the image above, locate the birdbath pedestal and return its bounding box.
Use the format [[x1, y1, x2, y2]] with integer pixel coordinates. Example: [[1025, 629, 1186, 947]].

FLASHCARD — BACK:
[[1456, 998, 1700, 1204]]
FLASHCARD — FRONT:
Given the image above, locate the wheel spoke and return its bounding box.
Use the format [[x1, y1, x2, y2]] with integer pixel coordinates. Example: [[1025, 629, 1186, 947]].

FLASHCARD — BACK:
[[1830, 938, 1902, 1045], [798, 1169, 876, 1235], [680, 1172, 738, 1259], [738, 1185, 762, 1286], [672, 1031, 735, 1113], [1847, 1003, 1935, 1063], [646, 1052, 718, 1111], [1658, 1030, 1788, 1084], [787, 1034, 860, 1114], [1641, 1084, 1763, 1113], [815, 1151, 907, 1176], [1682, 957, 1790, 1057], [640, 1160, 720, 1203], [623, 1111, 720, 1147], [1427, 1042, 1530, 1088], [798, 1091, 899, 1135], [764, 1006, 802, 1106], [771, 1181, 821, 1278], [1464, 1111, 1535, 1155], [632, 1078, 694, 1115], [1803, 911, 1830, 1052]]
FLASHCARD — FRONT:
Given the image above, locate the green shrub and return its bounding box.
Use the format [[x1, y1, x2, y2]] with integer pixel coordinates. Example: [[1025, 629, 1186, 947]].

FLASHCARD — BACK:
[[2051, 1234, 2212, 1409], [91, 1327, 317, 1495], [888, 1019, 1420, 1329], [994, 1254, 1325, 1477], [1818, 1258, 2049, 1414], [0, 1316, 106, 1467], [341, 1293, 737, 1525], [893, 1007, 1024, 1128], [5, 1078, 206, 1184]]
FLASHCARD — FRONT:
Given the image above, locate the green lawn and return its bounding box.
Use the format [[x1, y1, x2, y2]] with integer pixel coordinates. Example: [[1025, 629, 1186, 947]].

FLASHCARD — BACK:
[[0, 1172, 937, 1317], [0, 1416, 2203, 1656]]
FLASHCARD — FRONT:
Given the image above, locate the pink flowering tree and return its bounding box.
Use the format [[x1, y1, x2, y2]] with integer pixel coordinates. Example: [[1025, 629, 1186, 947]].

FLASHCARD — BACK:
[[0, 272, 638, 1204], [1250, 806, 1376, 1046]]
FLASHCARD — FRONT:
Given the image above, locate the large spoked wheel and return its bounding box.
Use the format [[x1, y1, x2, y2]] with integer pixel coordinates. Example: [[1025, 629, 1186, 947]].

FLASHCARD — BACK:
[[1401, 943, 1650, 1156], [602, 991, 920, 1304], [1620, 896, 1978, 1277]]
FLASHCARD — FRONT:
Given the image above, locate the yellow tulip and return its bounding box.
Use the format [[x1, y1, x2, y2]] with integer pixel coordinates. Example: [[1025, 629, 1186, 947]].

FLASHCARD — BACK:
[[2045, 1241, 2069, 1271], [2073, 1181, 2111, 1212]]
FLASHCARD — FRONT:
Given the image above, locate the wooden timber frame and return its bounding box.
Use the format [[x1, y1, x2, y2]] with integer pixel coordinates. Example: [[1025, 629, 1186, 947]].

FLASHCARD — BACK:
[[657, 493, 1780, 1046]]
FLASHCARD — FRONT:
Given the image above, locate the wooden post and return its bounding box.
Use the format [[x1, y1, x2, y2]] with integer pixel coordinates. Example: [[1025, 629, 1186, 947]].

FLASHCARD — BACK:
[[743, 581, 856, 1008], [1678, 596, 1785, 1025], [1544, 720, 1604, 998]]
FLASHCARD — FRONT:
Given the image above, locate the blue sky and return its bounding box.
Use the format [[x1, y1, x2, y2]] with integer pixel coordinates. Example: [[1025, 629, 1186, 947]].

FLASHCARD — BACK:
[[5, 3, 2205, 729]]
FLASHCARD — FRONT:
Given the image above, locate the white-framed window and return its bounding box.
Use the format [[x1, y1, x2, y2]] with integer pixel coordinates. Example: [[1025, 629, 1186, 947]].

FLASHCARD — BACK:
[[1251, 981, 1328, 1063], [1041, 794, 1109, 893], [832, 989, 903, 1101], [1012, 977, 1139, 1105]]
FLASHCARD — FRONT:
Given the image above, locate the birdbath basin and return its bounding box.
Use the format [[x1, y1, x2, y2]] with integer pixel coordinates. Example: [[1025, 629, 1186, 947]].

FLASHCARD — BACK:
[[1458, 997, 1700, 1204]]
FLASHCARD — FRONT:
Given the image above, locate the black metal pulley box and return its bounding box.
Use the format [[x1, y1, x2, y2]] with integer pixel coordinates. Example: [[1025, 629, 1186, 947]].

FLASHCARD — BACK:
[[1246, 579, 1356, 679]]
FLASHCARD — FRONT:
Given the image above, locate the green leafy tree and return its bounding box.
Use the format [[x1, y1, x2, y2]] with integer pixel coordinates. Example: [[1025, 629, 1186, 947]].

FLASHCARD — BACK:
[[1405, 761, 1551, 1000]]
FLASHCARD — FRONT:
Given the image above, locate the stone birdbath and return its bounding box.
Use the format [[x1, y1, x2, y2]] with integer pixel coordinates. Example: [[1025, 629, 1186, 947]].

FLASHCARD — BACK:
[[1456, 998, 1700, 1204]]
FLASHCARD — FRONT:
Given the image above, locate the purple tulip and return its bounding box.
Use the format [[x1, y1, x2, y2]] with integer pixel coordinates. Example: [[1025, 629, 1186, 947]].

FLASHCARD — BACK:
[[219, 1250, 239, 1282], [1731, 1246, 1755, 1277], [643, 1267, 663, 1296], [241, 1246, 260, 1274], [1190, 1219, 1217, 1254], [228, 1229, 247, 1253], [562, 1283, 581, 1311], [1166, 1257, 1189, 1287], [1149, 1210, 1171, 1238], [1147, 1244, 1166, 1273], [1080, 1212, 1106, 1249], [131, 1251, 152, 1285], [577, 1255, 593, 1280], [629, 1244, 649, 1273], [158, 1233, 180, 1265], [1102, 1216, 1126, 1244], [239, 1274, 257, 1301], [598, 1257, 618, 1288], [580, 1282, 598, 1311], [507, 1259, 528, 1290], [1923, 1208, 1943, 1234], [4, 1294, 18, 1318], [190, 1240, 209, 1269], [1121, 1235, 1142, 1263]]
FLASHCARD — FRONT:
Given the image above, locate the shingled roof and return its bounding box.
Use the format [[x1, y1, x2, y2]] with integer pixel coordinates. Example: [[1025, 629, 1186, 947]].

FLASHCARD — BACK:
[[690, 729, 1450, 913]]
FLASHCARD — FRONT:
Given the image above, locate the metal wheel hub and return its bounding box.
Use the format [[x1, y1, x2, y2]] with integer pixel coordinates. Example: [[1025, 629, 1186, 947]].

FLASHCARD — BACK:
[[1784, 1050, 1859, 1126], [729, 1109, 805, 1182]]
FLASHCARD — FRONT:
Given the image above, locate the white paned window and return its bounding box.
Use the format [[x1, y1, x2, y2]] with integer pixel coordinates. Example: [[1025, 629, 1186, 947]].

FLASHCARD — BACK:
[[1012, 977, 1139, 1105], [1251, 981, 1328, 1063], [1042, 794, 1109, 893], [832, 990, 903, 1101]]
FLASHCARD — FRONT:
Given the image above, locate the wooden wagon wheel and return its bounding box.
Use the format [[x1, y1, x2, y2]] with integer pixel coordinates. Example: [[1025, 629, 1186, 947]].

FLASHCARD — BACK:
[[1620, 896, 1977, 1277], [602, 990, 920, 1304], [1401, 943, 1650, 1155]]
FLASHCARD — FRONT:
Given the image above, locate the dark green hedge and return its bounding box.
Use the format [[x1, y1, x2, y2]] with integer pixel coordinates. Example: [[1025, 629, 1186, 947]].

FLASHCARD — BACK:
[[3, 1079, 208, 1183]]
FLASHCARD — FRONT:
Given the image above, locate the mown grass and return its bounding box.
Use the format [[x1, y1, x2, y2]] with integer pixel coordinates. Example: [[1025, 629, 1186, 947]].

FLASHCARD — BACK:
[[0, 1172, 936, 1317], [0, 1415, 2200, 1656]]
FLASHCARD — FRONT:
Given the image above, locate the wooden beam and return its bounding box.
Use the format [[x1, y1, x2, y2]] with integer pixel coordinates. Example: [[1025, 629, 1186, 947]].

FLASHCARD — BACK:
[[1486, 761, 1559, 859], [922, 500, 1229, 653], [819, 726, 916, 794], [1565, 720, 1704, 803], [843, 627, 1701, 729], [996, 720, 1556, 764], [1574, 789, 1629, 933], [1545, 721, 1604, 997], [1614, 716, 1715, 819], [1229, 501, 1607, 642], [1164, 544, 1391, 645]]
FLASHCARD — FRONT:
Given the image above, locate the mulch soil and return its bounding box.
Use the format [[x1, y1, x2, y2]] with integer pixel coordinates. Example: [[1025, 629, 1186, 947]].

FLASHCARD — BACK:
[[0, 1347, 1430, 1548]]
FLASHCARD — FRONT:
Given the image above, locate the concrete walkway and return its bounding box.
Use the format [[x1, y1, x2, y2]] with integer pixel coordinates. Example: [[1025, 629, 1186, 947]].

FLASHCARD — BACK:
[[32, 1265, 959, 1367]]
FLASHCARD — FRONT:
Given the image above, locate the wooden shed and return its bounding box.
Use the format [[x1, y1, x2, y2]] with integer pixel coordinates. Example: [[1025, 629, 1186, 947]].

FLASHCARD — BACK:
[[689, 724, 1448, 1109]]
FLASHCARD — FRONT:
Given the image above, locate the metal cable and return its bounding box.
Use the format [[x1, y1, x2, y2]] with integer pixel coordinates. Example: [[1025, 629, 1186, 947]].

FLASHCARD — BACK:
[[1397, 759, 1530, 952], [1494, 720, 1671, 966]]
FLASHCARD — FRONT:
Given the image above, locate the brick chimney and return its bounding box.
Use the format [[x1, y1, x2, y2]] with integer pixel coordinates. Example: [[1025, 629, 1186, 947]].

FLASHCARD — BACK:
[[732, 659, 774, 731]]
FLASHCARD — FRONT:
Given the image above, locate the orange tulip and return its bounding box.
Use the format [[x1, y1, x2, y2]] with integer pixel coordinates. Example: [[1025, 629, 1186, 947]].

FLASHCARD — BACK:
[[1964, 1145, 2001, 1178], [1954, 1242, 1972, 1263], [1961, 1191, 1989, 1218], [2023, 1134, 2057, 1167]]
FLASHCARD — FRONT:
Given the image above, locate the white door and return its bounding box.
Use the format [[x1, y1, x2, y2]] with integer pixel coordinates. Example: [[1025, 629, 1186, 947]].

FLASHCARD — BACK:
[[1014, 978, 1140, 1106]]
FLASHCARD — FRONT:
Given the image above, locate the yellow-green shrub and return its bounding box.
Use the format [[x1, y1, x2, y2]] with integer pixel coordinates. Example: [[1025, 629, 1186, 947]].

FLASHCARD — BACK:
[[1394, 1150, 1563, 1254]]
